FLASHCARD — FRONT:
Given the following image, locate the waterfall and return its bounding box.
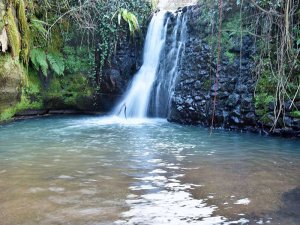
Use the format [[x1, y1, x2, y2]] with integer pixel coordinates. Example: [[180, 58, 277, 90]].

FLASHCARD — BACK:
[[150, 12, 188, 117], [112, 11, 168, 118], [112, 10, 188, 119]]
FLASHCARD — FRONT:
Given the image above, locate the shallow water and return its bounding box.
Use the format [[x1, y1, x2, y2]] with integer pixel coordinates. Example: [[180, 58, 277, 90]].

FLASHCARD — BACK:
[[0, 115, 299, 225]]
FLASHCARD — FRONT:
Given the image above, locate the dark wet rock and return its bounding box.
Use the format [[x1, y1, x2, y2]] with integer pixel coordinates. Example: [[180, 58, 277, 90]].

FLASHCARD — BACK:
[[166, 5, 300, 138], [48, 110, 82, 115], [226, 94, 240, 107], [99, 31, 144, 108], [15, 110, 48, 117], [194, 81, 201, 89]]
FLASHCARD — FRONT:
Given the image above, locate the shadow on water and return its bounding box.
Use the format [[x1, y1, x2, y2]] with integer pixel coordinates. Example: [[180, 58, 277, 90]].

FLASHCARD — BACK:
[[277, 187, 300, 222]]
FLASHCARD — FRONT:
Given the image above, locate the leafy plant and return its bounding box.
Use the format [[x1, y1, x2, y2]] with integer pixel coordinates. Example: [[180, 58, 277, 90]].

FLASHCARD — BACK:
[[29, 48, 48, 76], [17, 0, 30, 64], [29, 18, 47, 46], [290, 111, 300, 118], [118, 9, 140, 35], [47, 51, 64, 76]]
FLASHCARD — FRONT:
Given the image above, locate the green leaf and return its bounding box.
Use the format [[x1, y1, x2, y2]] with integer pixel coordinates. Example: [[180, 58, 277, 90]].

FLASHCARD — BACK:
[[47, 52, 65, 76], [29, 48, 48, 76]]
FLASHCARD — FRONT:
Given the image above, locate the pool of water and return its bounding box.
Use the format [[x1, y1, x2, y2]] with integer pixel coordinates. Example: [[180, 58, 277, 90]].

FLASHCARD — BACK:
[[0, 115, 299, 225]]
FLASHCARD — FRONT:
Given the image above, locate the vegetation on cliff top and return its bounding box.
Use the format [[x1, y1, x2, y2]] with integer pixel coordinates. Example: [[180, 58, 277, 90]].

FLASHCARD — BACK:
[[199, 0, 300, 130], [0, 0, 153, 121]]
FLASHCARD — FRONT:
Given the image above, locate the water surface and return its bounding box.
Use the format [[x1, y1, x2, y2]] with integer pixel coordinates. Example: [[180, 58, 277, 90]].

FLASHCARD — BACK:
[[0, 116, 299, 225]]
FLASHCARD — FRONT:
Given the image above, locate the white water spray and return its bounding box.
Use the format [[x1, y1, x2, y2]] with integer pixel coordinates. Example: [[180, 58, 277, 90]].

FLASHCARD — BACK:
[[112, 11, 168, 118]]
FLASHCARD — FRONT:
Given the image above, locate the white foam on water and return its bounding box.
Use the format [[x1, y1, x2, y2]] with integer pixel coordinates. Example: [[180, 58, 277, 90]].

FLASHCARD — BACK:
[[136, 176, 167, 182], [225, 218, 250, 224], [147, 159, 163, 163], [149, 169, 167, 174], [49, 187, 65, 193], [79, 208, 102, 215], [79, 188, 97, 195], [58, 175, 74, 179], [256, 219, 264, 224], [166, 166, 180, 169], [129, 185, 157, 191], [117, 189, 227, 225], [170, 174, 185, 178], [28, 187, 46, 193], [234, 198, 251, 205]]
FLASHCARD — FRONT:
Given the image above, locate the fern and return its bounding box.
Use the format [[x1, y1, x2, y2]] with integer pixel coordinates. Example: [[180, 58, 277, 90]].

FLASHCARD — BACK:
[[29, 18, 47, 45], [30, 48, 48, 76], [47, 51, 65, 76], [118, 9, 140, 35]]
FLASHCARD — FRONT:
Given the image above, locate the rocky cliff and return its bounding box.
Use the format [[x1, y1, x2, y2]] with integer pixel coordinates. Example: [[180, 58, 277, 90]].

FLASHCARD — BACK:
[[0, 55, 24, 114], [167, 5, 300, 137]]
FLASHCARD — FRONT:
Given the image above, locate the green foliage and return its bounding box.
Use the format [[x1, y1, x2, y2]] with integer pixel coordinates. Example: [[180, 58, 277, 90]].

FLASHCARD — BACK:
[[29, 48, 48, 76], [0, 20, 4, 32], [224, 51, 235, 63], [255, 73, 276, 116], [151, 0, 159, 9], [0, 66, 43, 122], [0, 94, 43, 121], [256, 70, 277, 94], [63, 46, 93, 75], [47, 51, 64, 76], [44, 74, 93, 107], [29, 48, 65, 76], [5, 6, 21, 58], [0, 2, 4, 31], [118, 9, 140, 35], [290, 111, 300, 118], [203, 79, 212, 91], [29, 18, 47, 46], [17, 0, 30, 64], [255, 93, 274, 112]]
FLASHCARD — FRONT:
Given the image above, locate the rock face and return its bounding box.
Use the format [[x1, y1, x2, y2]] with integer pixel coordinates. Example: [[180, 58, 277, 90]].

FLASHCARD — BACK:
[[166, 5, 300, 137], [97, 34, 143, 111], [0, 55, 24, 113]]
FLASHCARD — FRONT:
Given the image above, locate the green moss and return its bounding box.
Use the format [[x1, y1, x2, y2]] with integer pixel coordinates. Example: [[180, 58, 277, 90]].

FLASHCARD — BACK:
[[203, 79, 212, 91], [23, 67, 43, 103], [290, 111, 300, 118], [44, 73, 93, 108], [203, 12, 246, 63], [0, 93, 43, 121], [0, 59, 43, 122], [255, 93, 274, 115], [224, 50, 235, 63], [0, 2, 5, 31], [255, 73, 276, 119], [0, 79, 43, 122], [5, 6, 21, 58], [17, 0, 30, 64], [63, 46, 93, 74], [260, 113, 273, 125]]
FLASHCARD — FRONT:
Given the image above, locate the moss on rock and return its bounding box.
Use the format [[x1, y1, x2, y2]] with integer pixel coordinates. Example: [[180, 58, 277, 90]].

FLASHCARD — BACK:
[[43, 73, 94, 110], [17, 0, 30, 64], [0, 54, 24, 118], [5, 6, 21, 58]]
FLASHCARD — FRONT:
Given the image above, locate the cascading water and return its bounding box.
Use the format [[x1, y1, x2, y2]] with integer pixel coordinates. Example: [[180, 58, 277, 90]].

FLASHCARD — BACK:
[[150, 12, 188, 117], [112, 10, 188, 119], [112, 11, 168, 118]]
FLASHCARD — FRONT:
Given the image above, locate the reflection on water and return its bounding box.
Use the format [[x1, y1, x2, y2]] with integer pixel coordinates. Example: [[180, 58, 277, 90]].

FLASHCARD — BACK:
[[0, 115, 299, 225]]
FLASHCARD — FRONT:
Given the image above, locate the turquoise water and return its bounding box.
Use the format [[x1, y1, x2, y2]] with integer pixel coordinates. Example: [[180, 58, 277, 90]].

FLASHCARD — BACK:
[[0, 116, 299, 225]]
